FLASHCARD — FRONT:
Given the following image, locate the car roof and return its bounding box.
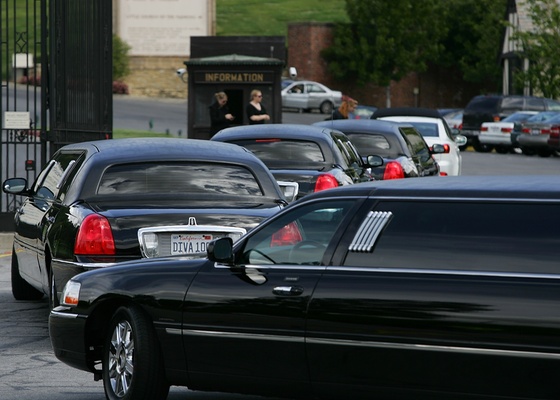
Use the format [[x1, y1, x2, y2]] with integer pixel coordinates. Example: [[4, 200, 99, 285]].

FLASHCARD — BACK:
[[212, 124, 346, 143], [371, 107, 442, 119], [299, 175, 560, 201], [313, 119, 416, 134], [60, 137, 260, 164]]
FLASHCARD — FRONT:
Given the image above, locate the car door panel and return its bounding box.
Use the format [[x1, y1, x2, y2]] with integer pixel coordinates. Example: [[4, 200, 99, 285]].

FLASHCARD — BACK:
[[306, 199, 560, 399], [183, 262, 320, 395]]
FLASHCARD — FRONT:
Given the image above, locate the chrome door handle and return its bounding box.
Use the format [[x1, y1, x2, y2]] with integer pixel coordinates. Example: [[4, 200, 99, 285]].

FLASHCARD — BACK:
[[272, 286, 304, 296]]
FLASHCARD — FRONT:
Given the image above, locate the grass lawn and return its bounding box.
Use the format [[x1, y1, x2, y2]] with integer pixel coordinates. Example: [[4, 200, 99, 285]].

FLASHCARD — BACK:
[[216, 0, 348, 36], [112, 129, 177, 139]]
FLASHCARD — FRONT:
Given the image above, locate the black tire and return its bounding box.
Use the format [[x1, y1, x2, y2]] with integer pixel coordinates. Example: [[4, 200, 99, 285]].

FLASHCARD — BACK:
[[11, 247, 43, 301], [538, 148, 553, 157], [495, 146, 510, 154], [472, 139, 493, 153], [319, 101, 333, 114], [521, 147, 536, 156], [103, 306, 169, 400]]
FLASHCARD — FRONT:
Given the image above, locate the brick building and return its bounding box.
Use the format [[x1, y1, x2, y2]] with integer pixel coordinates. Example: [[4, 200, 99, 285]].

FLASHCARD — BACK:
[[286, 22, 483, 109]]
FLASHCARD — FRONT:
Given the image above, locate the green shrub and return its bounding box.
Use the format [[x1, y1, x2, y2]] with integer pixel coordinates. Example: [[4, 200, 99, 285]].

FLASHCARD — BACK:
[[113, 34, 131, 81]]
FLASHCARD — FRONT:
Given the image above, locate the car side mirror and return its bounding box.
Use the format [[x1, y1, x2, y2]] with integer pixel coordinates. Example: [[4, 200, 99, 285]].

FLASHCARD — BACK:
[[2, 178, 29, 195], [365, 155, 384, 167], [430, 144, 446, 154], [453, 134, 468, 147], [207, 237, 234, 264]]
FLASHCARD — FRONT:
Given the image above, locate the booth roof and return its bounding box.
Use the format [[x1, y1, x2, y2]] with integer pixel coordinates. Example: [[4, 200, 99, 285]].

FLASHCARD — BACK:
[[184, 54, 284, 66]]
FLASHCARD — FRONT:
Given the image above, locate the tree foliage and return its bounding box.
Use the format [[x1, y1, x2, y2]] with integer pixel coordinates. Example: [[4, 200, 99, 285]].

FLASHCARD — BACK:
[[512, 0, 560, 99], [440, 0, 507, 86], [113, 34, 131, 81], [322, 0, 446, 86], [322, 0, 507, 89]]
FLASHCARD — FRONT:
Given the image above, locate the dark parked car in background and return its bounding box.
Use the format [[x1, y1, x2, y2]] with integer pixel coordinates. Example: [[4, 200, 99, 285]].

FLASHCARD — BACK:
[[461, 94, 560, 152], [50, 175, 560, 400], [211, 124, 379, 201], [2, 138, 286, 308], [314, 119, 442, 179]]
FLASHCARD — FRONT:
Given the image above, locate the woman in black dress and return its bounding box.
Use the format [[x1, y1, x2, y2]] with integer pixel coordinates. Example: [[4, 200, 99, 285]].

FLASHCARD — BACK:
[[246, 89, 270, 125]]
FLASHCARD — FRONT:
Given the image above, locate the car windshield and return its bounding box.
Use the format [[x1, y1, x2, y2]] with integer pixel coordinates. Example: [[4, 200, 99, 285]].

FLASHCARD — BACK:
[[502, 112, 537, 122], [406, 122, 439, 137], [98, 162, 264, 196]]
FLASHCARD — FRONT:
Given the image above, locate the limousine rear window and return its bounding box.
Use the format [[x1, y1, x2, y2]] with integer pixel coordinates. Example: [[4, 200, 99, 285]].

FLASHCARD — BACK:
[[348, 211, 393, 252]]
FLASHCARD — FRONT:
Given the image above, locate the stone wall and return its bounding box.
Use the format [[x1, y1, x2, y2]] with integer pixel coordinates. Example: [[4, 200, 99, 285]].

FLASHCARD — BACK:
[[125, 56, 188, 98]]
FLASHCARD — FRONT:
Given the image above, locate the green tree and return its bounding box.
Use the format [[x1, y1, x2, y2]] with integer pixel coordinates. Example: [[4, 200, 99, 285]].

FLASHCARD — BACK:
[[322, 0, 507, 91], [440, 0, 507, 88], [512, 0, 560, 99], [322, 0, 447, 87], [113, 34, 131, 81]]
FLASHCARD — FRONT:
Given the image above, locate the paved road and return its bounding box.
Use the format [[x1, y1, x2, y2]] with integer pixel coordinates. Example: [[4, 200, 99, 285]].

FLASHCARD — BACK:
[[0, 250, 288, 400]]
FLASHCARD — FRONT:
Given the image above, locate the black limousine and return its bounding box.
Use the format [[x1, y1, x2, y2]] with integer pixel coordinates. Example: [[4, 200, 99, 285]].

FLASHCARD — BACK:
[[50, 175, 560, 400]]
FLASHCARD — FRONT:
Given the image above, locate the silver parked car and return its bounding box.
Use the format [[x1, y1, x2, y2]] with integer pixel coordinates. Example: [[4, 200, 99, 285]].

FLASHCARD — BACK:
[[281, 80, 342, 114]]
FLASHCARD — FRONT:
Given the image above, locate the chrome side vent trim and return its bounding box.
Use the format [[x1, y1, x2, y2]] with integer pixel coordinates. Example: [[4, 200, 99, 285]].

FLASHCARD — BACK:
[[349, 211, 393, 252]]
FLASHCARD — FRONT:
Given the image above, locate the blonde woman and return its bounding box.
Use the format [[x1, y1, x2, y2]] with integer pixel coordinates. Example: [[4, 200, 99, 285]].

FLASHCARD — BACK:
[[246, 89, 270, 125], [209, 92, 235, 135]]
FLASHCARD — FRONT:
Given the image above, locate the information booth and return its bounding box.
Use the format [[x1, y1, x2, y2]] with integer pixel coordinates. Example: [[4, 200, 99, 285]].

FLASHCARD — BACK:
[[184, 54, 284, 139]]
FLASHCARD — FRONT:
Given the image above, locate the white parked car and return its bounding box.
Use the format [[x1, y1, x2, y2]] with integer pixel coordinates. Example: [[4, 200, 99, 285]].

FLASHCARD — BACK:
[[281, 80, 343, 114], [372, 108, 467, 176], [478, 111, 539, 154]]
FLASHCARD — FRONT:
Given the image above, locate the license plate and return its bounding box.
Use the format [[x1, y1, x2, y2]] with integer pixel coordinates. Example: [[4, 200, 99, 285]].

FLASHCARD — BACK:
[[171, 233, 213, 255], [531, 129, 541, 135]]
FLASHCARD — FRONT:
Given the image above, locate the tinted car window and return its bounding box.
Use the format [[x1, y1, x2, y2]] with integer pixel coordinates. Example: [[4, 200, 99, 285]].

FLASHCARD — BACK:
[[98, 162, 263, 196], [500, 96, 524, 111], [524, 97, 545, 111], [33, 152, 82, 200], [345, 134, 392, 157], [344, 201, 559, 274], [400, 127, 431, 162], [545, 99, 560, 111], [240, 199, 356, 266], [465, 96, 500, 112], [333, 135, 363, 169], [235, 140, 325, 163]]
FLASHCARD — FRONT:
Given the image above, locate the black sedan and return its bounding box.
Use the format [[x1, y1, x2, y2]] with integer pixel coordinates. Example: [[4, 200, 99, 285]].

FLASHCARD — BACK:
[[50, 175, 560, 400], [314, 119, 442, 179], [211, 124, 380, 201], [2, 138, 286, 308]]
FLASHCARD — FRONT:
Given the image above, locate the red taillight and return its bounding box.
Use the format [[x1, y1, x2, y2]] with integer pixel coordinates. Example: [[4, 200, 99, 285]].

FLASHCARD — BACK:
[[480, 126, 488, 132], [550, 126, 560, 138], [522, 127, 531, 133], [383, 161, 405, 180], [442, 144, 450, 153], [501, 127, 513, 133], [270, 222, 303, 247], [74, 214, 115, 255], [440, 171, 448, 176], [314, 174, 339, 192]]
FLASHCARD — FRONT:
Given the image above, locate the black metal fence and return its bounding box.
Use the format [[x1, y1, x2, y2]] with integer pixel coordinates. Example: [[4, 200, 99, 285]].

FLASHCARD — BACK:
[[0, 0, 112, 230]]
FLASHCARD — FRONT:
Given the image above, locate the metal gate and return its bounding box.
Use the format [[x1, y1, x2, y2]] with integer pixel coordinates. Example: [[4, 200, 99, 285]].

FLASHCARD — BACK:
[[0, 0, 112, 230]]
